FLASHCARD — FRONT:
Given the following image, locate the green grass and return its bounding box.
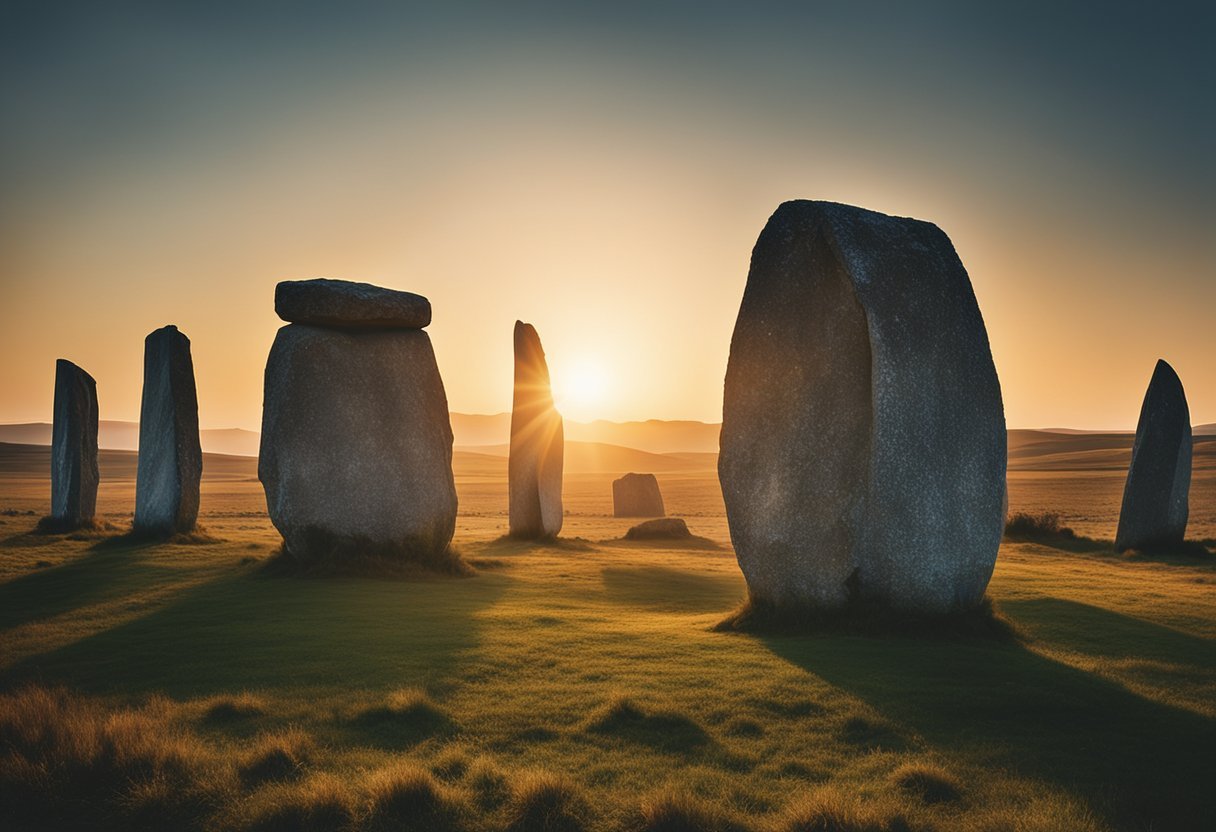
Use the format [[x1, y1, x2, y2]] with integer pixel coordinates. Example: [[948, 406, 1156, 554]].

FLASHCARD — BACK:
[[1, 515, 1214, 831]]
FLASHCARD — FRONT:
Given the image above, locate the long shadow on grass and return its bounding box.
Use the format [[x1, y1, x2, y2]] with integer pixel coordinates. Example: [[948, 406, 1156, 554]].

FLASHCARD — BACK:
[[2, 564, 510, 698], [599, 566, 743, 613], [754, 619, 1216, 831], [0, 536, 179, 632]]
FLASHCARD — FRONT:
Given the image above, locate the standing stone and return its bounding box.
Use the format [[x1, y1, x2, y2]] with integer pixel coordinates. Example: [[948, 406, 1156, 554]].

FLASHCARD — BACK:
[[613, 473, 665, 517], [1115, 360, 1191, 552], [508, 321, 563, 538], [259, 281, 457, 561], [50, 359, 99, 528], [134, 325, 203, 535], [719, 200, 1006, 614]]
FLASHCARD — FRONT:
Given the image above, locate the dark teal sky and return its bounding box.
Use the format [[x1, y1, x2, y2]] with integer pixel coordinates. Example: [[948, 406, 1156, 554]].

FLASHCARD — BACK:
[[1, 2, 1212, 428]]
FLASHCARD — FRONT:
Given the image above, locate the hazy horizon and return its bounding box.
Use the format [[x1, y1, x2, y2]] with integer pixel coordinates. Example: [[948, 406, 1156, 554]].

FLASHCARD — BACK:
[[3, 3, 1213, 431]]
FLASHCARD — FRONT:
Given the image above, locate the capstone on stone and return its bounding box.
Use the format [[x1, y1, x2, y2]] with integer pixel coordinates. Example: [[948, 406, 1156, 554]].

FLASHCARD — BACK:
[[259, 285, 457, 561], [275, 278, 432, 329], [134, 325, 203, 535], [50, 359, 99, 528], [508, 321, 563, 538], [1115, 359, 1191, 552], [719, 200, 1007, 614], [613, 472, 665, 517]]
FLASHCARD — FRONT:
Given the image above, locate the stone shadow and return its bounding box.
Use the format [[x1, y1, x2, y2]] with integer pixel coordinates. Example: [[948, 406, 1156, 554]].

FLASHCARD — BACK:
[[749, 613, 1216, 830], [3, 562, 509, 699]]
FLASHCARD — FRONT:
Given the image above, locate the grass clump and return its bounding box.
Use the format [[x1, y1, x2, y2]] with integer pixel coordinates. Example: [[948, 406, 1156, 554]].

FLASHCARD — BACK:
[[636, 788, 751, 832], [203, 691, 268, 723], [248, 773, 357, 832], [775, 787, 917, 832], [584, 694, 712, 754], [239, 728, 315, 785], [466, 755, 511, 811], [1004, 512, 1078, 541], [0, 686, 229, 831], [890, 762, 962, 805], [350, 688, 455, 747], [364, 762, 468, 831], [33, 516, 119, 536], [715, 595, 1020, 642], [504, 769, 590, 832]]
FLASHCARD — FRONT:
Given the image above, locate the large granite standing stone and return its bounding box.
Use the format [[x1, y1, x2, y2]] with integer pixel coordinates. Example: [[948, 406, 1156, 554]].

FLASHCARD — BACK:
[[719, 200, 1007, 614], [508, 321, 564, 538], [613, 473, 665, 517], [1115, 360, 1191, 552], [50, 359, 99, 527], [259, 281, 457, 561], [276, 278, 431, 329], [134, 325, 203, 535]]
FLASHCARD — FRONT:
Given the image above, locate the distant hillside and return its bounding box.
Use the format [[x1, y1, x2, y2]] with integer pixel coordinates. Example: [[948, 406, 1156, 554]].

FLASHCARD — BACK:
[[0, 421, 260, 456], [455, 441, 715, 473], [453, 414, 720, 453]]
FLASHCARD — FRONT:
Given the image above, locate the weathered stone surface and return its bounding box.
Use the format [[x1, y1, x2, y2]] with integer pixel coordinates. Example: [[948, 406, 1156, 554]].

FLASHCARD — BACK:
[[1115, 360, 1191, 552], [134, 325, 202, 535], [719, 200, 1006, 614], [275, 278, 432, 329], [258, 323, 457, 560], [508, 321, 563, 538], [625, 517, 691, 540], [613, 472, 665, 517], [50, 359, 99, 527]]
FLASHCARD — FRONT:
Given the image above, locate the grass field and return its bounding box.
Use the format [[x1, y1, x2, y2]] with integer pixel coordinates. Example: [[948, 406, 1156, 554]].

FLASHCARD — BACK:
[[1, 443, 1214, 831]]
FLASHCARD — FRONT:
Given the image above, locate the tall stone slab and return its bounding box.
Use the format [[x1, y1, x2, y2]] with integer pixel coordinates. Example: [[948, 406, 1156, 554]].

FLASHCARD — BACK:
[[613, 473, 665, 517], [719, 200, 1007, 614], [1115, 360, 1191, 552], [50, 359, 99, 527], [259, 280, 457, 562], [508, 321, 564, 538], [134, 325, 203, 535]]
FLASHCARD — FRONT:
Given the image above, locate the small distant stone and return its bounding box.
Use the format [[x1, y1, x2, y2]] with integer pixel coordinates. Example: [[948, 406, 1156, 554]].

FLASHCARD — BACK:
[[613, 472, 665, 517], [275, 278, 432, 329], [625, 518, 691, 540]]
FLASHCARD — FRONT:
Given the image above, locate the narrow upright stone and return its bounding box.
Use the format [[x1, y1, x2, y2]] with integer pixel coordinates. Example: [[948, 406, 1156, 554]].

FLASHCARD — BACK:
[[508, 321, 564, 538], [613, 473, 665, 517], [134, 325, 203, 535], [50, 359, 99, 527], [719, 200, 1007, 614], [1115, 360, 1192, 552]]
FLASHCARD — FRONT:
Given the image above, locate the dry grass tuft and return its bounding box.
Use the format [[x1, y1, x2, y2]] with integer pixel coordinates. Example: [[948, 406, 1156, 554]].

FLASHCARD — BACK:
[[466, 754, 511, 810], [715, 595, 1021, 642], [504, 769, 590, 832], [0, 686, 229, 831], [775, 787, 918, 832], [890, 762, 962, 805], [350, 688, 455, 747], [584, 694, 712, 753], [1004, 512, 1078, 542], [248, 773, 357, 832], [364, 762, 468, 831], [33, 515, 120, 536], [203, 691, 268, 722], [637, 788, 751, 832], [240, 728, 315, 785], [430, 744, 472, 782]]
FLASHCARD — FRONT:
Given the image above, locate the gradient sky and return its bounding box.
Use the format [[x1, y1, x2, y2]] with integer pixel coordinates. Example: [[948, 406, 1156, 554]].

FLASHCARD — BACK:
[[2, 2, 1212, 430]]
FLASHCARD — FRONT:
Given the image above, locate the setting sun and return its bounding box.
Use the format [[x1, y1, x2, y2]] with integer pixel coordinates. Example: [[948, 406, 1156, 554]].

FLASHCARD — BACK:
[[551, 357, 612, 421]]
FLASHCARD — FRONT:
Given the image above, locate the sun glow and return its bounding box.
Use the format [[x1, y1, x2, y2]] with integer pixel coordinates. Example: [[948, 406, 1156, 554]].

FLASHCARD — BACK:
[[552, 357, 612, 421]]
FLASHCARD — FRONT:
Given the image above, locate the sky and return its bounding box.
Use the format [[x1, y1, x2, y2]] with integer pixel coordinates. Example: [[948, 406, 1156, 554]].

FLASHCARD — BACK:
[[1, 1, 1212, 430]]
